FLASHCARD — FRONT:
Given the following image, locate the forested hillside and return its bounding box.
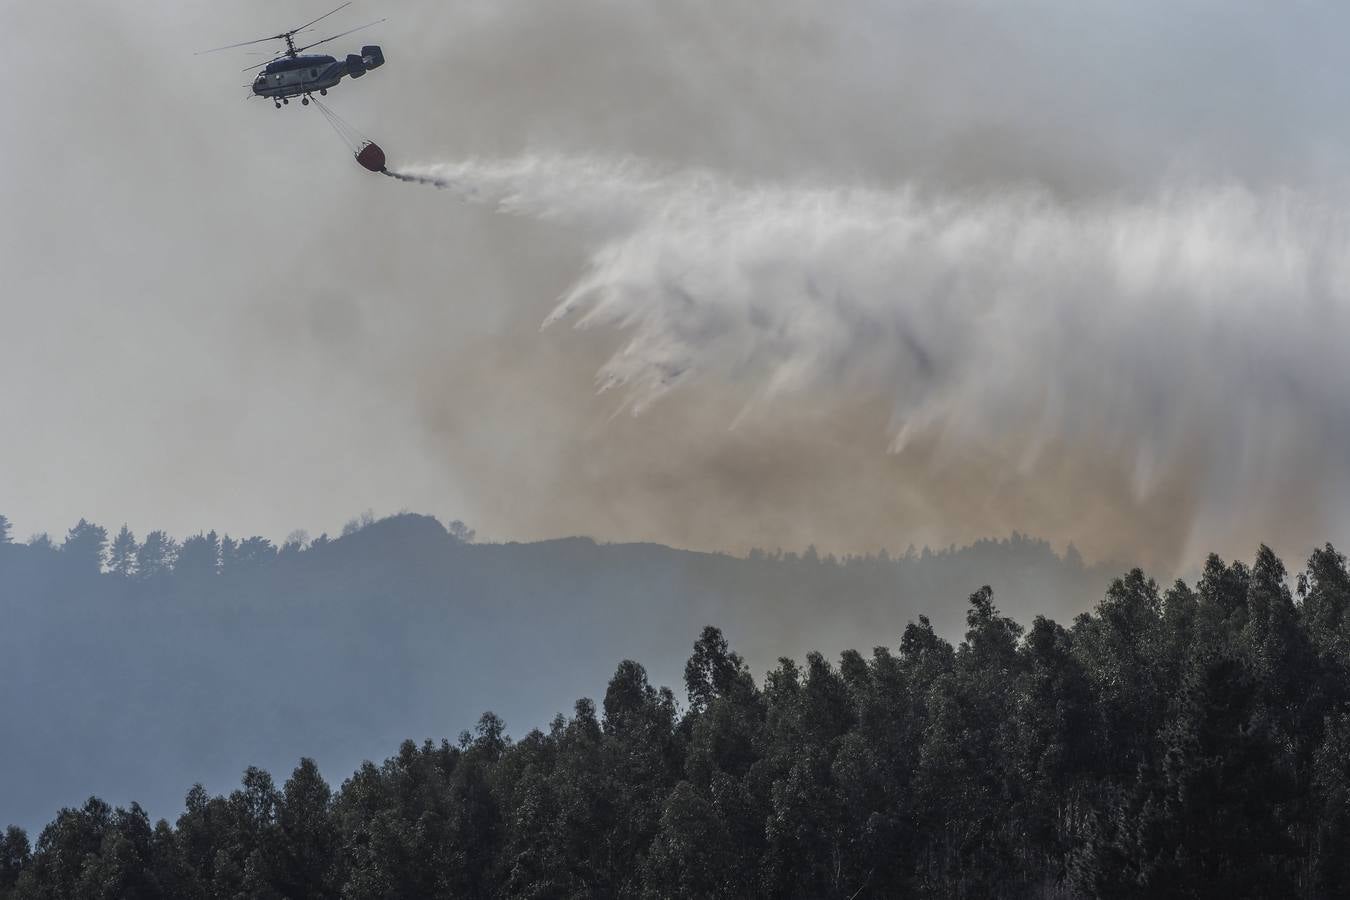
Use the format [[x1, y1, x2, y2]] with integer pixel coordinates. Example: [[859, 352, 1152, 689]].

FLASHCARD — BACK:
[[0, 513, 1105, 837], [3, 540, 1349, 897]]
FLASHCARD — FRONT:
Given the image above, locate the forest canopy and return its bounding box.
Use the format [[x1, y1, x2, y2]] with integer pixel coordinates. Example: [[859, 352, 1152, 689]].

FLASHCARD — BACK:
[[2, 528, 1349, 898]]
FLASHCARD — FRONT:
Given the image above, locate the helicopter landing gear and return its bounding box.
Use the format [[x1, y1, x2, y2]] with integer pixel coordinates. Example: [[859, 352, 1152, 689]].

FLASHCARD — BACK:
[[275, 101, 282, 109], [319, 89, 327, 96], [282, 97, 289, 105], [302, 96, 310, 105]]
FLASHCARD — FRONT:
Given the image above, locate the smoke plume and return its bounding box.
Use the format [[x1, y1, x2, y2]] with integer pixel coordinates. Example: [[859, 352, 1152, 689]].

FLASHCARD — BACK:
[[387, 154, 1350, 569], [12, 0, 1350, 574]]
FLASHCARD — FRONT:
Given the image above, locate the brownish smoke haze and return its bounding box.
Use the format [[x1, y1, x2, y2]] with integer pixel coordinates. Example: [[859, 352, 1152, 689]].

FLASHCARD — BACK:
[[353, 2, 1350, 577], [402, 321, 1203, 571], [374, 153, 1350, 577], [7, 1, 1350, 581]]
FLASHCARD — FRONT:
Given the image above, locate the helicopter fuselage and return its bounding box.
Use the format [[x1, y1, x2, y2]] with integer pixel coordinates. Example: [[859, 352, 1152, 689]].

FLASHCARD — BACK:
[[252, 46, 384, 101]]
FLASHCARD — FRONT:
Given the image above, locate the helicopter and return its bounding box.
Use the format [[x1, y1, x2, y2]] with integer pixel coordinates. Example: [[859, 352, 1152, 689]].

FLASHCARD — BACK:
[[198, 3, 386, 109]]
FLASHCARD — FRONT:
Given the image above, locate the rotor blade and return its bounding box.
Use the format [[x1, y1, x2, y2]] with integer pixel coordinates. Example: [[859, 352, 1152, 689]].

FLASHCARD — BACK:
[[293, 2, 352, 35], [196, 1, 347, 55], [196, 34, 288, 55], [243, 54, 287, 72], [197, 26, 316, 55], [290, 18, 386, 55], [244, 34, 312, 55]]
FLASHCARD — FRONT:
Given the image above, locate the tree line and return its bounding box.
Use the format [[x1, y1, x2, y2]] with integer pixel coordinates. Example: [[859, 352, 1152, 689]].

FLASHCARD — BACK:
[[0, 513, 477, 581], [0, 512, 1072, 582], [2, 527, 1348, 896]]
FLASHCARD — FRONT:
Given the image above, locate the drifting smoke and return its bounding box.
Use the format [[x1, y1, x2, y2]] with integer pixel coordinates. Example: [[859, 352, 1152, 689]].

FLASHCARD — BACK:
[[14, 0, 1350, 573], [389, 155, 1350, 567]]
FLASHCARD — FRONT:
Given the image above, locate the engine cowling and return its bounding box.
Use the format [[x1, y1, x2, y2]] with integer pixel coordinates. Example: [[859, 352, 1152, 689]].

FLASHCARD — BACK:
[[361, 45, 385, 70], [346, 54, 367, 77]]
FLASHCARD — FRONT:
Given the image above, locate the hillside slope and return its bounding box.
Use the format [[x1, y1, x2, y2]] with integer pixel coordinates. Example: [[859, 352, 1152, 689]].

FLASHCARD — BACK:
[[0, 514, 1107, 831]]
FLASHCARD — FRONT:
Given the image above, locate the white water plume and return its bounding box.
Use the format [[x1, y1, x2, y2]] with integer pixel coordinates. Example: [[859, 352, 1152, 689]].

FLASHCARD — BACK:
[[390, 155, 1350, 546]]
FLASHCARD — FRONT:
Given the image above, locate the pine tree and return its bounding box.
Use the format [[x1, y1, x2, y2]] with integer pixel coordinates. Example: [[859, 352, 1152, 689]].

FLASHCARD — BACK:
[[272, 758, 338, 899], [108, 525, 138, 578], [61, 519, 108, 575], [0, 826, 29, 893], [134, 530, 178, 578], [176, 532, 221, 579]]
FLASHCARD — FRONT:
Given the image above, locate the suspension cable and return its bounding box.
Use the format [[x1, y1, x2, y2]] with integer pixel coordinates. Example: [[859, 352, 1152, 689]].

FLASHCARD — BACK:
[[313, 96, 368, 152]]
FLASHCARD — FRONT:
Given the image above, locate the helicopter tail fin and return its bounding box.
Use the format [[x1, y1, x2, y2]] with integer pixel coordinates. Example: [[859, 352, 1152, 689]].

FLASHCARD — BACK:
[[345, 46, 383, 79]]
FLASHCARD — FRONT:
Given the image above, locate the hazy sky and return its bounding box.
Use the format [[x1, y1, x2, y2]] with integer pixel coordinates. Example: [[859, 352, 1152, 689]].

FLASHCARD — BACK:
[[6, 0, 1350, 572]]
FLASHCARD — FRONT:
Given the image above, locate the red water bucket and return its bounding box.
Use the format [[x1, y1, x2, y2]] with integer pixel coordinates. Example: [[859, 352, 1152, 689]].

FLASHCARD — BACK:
[[355, 141, 386, 173]]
